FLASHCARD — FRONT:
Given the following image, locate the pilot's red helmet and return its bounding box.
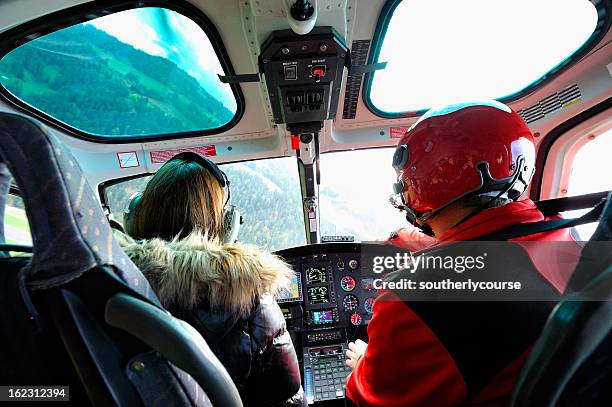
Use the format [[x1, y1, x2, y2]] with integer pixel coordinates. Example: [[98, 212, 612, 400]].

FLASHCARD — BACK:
[[392, 101, 536, 225]]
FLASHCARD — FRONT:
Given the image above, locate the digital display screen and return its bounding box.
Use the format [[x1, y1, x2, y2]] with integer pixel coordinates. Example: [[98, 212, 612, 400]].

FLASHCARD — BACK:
[[276, 272, 303, 303], [307, 286, 330, 304], [305, 266, 328, 284], [312, 310, 334, 324]]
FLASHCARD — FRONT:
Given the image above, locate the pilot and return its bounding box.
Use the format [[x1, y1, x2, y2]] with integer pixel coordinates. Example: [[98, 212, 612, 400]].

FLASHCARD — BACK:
[[114, 152, 305, 407], [344, 101, 579, 406]]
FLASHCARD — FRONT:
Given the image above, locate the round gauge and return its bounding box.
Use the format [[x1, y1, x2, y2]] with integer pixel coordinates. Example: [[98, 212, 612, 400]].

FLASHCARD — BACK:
[[350, 312, 363, 326], [348, 259, 359, 270], [340, 275, 356, 292], [336, 260, 345, 270], [342, 294, 359, 311], [364, 297, 375, 314]]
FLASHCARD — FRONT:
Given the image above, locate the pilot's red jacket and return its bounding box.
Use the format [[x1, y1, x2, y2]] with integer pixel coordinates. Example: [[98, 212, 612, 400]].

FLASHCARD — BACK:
[[346, 199, 580, 406], [387, 225, 437, 252]]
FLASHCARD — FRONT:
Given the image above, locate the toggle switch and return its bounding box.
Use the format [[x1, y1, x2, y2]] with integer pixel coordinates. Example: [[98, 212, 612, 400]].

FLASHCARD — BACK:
[[311, 65, 326, 78]]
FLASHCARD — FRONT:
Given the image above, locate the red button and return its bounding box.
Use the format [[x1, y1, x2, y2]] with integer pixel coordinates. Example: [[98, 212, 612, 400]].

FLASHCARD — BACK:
[[312, 68, 325, 77], [291, 135, 300, 150]]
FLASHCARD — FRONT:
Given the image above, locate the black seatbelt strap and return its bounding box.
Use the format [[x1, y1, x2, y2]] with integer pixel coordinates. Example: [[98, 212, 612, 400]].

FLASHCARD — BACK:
[[535, 190, 609, 217], [217, 73, 261, 84], [474, 199, 606, 241], [348, 61, 388, 75]]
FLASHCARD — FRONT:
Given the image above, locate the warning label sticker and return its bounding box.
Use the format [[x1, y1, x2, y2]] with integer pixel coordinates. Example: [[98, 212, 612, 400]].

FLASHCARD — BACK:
[[390, 126, 410, 139], [150, 145, 217, 164], [117, 151, 140, 169]]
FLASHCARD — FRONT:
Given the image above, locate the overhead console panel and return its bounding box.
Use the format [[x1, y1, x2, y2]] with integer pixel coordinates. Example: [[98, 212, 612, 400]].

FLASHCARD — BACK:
[[259, 27, 349, 127]]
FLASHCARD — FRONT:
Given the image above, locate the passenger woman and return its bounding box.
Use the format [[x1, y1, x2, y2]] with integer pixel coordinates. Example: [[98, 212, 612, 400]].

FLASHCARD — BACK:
[[115, 152, 304, 406]]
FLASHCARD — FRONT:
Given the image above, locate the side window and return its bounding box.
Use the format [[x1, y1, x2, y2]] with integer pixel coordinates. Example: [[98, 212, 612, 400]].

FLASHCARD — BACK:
[[565, 129, 612, 240], [4, 192, 32, 248]]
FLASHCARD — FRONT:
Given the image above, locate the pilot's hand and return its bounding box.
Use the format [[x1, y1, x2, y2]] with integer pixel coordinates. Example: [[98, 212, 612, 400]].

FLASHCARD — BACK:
[[387, 225, 437, 252], [345, 339, 368, 370]]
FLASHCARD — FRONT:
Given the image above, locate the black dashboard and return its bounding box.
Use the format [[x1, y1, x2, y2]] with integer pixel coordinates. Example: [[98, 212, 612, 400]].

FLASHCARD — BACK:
[[275, 243, 381, 405]]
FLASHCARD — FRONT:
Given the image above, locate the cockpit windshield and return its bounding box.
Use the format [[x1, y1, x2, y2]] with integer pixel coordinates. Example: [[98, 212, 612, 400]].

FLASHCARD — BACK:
[[320, 148, 406, 241], [105, 149, 408, 248], [105, 156, 306, 251]]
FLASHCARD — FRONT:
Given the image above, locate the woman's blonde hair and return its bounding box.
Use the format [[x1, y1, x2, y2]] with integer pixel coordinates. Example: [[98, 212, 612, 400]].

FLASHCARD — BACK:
[[129, 156, 225, 241]]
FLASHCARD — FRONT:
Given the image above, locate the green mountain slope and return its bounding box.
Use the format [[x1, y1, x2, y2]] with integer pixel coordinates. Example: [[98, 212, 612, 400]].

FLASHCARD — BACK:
[[0, 24, 234, 136]]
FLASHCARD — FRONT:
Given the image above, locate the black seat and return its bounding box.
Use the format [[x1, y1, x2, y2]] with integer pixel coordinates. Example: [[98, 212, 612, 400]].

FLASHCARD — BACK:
[[0, 113, 242, 406], [510, 191, 612, 406]]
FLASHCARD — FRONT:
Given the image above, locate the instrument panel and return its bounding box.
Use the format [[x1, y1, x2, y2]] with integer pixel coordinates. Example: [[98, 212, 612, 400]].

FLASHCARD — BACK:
[[276, 243, 378, 330], [275, 243, 387, 404]]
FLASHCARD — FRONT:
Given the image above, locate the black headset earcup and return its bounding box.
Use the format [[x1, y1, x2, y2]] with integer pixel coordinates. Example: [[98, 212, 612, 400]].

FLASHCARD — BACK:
[[124, 192, 143, 237], [392, 144, 409, 170]]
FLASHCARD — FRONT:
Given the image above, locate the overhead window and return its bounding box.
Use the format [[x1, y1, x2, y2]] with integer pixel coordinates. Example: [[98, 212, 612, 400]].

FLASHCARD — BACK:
[[366, 0, 601, 115], [0, 6, 240, 139]]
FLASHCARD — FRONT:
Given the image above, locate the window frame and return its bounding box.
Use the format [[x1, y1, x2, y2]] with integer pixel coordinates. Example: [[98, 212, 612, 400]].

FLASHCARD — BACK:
[[530, 98, 611, 201], [363, 0, 611, 118], [0, 0, 245, 143], [533, 110, 612, 241]]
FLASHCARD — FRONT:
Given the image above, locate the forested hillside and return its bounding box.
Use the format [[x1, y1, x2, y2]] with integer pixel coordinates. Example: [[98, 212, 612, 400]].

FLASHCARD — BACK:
[[0, 24, 234, 136], [224, 161, 306, 250]]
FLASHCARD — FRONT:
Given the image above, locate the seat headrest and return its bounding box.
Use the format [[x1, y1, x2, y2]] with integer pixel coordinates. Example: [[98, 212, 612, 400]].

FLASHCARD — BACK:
[[0, 112, 159, 304]]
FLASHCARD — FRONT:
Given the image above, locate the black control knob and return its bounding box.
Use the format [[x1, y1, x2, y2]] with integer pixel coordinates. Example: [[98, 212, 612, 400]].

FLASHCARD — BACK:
[[290, 0, 315, 21]]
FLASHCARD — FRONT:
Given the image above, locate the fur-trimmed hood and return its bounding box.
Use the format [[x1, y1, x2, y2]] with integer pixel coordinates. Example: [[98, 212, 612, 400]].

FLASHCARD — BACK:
[[114, 231, 294, 316]]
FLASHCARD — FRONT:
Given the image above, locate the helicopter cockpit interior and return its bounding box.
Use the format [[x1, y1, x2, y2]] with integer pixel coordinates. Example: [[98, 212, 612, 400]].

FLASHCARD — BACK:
[[0, 0, 610, 406]]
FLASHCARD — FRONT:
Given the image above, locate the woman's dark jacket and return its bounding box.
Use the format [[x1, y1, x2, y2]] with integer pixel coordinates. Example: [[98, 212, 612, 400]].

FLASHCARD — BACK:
[[116, 231, 305, 406]]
